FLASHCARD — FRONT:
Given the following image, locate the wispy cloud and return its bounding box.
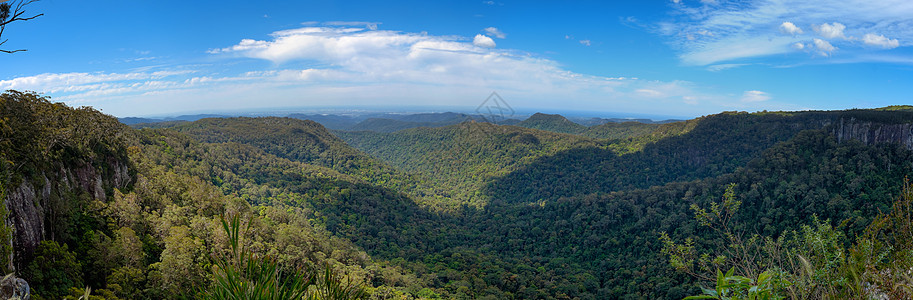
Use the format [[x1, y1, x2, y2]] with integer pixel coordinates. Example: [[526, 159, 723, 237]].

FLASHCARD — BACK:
[[660, 0, 913, 66], [323, 21, 380, 30], [813, 38, 837, 56], [0, 71, 193, 94], [484, 27, 506, 39], [3, 25, 777, 117], [707, 63, 749, 71], [741, 90, 771, 102]]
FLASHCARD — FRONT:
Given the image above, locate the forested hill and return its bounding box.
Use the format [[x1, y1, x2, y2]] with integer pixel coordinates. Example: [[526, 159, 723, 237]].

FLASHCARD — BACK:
[[1, 91, 435, 299], [346, 118, 465, 133], [5, 89, 913, 299], [169, 117, 472, 210], [336, 122, 602, 208], [515, 112, 589, 134], [170, 117, 411, 186], [339, 111, 841, 206], [580, 121, 659, 140]]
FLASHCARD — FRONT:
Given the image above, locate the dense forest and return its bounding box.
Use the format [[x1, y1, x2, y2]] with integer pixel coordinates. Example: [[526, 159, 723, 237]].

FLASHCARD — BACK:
[[3, 90, 913, 299]]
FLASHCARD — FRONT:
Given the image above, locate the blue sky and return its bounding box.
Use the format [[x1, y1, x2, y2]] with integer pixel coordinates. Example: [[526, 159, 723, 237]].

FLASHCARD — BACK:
[[1, 0, 912, 118]]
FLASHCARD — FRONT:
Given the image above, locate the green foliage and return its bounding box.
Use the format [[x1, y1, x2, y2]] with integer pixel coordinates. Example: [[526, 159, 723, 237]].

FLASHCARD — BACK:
[[179, 109, 913, 299], [61, 286, 123, 300], [208, 213, 315, 299], [844, 178, 913, 298], [24, 240, 83, 298], [581, 121, 659, 140], [5, 93, 913, 299], [171, 117, 404, 186], [685, 268, 788, 300], [311, 265, 370, 300], [872, 105, 913, 112], [515, 113, 588, 134], [347, 117, 473, 133], [0, 90, 127, 178], [692, 183, 740, 231], [0, 181, 12, 274], [666, 179, 913, 299], [208, 212, 367, 299], [338, 121, 602, 208], [484, 112, 832, 205]]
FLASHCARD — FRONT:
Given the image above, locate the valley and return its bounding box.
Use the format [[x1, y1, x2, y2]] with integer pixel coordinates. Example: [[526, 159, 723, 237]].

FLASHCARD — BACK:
[[3, 91, 913, 299]]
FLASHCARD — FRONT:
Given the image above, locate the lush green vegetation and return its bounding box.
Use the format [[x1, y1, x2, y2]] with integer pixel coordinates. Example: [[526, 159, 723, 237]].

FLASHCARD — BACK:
[[346, 118, 452, 133], [337, 122, 602, 208], [4, 90, 913, 299], [1, 92, 407, 299], [580, 121, 659, 140], [516, 113, 589, 134], [345, 113, 478, 133], [663, 180, 913, 299]]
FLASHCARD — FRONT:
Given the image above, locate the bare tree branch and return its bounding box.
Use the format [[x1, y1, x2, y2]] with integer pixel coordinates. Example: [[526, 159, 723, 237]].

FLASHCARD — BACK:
[[0, 0, 43, 53]]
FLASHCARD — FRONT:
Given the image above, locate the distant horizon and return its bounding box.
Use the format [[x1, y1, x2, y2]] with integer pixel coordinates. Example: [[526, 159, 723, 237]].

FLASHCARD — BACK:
[[113, 103, 913, 124], [118, 104, 691, 121]]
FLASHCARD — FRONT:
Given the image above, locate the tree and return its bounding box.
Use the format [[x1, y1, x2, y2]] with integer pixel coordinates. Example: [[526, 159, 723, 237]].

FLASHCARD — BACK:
[[0, 0, 43, 53], [23, 240, 83, 298], [207, 213, 369, 299]]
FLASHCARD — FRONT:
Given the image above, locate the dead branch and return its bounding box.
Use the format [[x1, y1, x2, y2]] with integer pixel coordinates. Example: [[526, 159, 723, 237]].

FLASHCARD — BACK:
[[0, 0, 43, 53]]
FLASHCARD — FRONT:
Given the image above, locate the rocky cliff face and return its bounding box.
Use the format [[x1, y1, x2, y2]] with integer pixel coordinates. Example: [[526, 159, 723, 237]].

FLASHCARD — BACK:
[[832, 117, 913, 150], [4, 157, 131, 272], [1, 90, 135, 276]]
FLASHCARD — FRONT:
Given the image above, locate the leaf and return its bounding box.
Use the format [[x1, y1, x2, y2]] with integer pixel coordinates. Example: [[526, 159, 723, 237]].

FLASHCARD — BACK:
[[684, 296, 718, 300], [701, 286, 719, 297]]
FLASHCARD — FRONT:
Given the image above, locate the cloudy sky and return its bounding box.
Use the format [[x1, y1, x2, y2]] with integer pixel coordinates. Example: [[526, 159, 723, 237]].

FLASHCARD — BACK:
[[1, 0, 912, 118]]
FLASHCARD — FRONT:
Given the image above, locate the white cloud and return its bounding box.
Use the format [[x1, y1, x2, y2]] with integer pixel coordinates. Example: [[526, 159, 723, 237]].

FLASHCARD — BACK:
[[323, 21, 381, 30], [0, 71, 193, 93], [779, 22, 803, 35], [636, 89, 664, 97], [792, 42, 805, 50], [472, 34, 496, 48], [484, 27, 506, 39], [813, 38, 837, 56], [741, 90, 770, 102], [4, 25, 745, 117], [579, 39, 591, 46], [661, 0, 913, 65], [814, 22, 847, 39], [863, 33, 900, 49], [707, 63, 749, 71], [208, 38, 269, 54], [680, 35, 797, 66]]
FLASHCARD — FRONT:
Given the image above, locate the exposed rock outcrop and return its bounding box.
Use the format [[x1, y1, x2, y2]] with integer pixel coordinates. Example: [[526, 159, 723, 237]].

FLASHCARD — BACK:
[[0, 274, 30, 299], [4, 157, 131, 272], [5, 181, 43, 274], [832, 117, 913, 150]]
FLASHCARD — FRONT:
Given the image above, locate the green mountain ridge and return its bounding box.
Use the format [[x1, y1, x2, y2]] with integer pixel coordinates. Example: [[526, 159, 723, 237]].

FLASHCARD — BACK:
[[346, 117, 469, 133], [336, 122, 603, 208], [5, 90, 913, 299], [581, 121, 660, 140], [171, 117, 407, 184], [516, 112, 589, 134]]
